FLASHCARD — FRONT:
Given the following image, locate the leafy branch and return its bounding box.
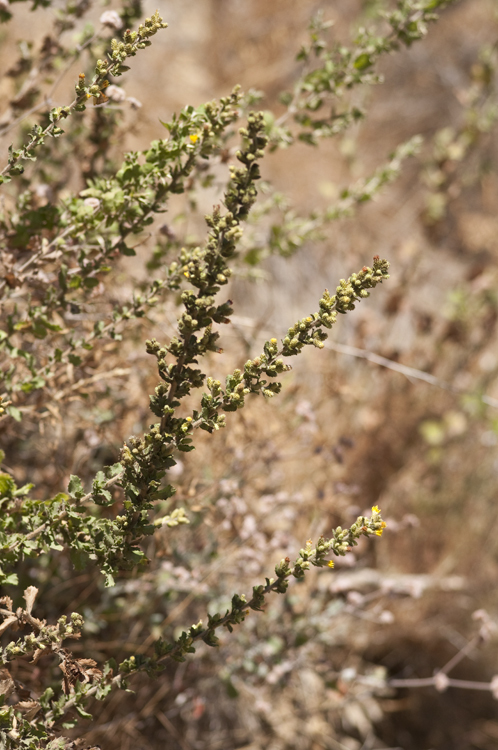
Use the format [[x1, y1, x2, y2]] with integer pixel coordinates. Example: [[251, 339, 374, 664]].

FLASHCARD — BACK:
[[0, 10, 167, 183], [271, 0, 457, 147], [0, 508, 386, 746]]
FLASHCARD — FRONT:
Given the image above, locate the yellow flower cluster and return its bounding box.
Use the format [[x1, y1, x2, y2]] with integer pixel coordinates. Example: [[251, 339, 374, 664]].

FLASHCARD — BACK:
[[372, 505, 387, 536]]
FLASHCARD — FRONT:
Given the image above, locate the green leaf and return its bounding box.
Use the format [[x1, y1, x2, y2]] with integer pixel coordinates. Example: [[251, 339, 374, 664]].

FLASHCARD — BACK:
[[94, 489, 113, 506], [32, 320, 48, 338], [20, 375, 46, 393], [0, 572, 18, 586], [153, 484, 176, 500], [14, 482, 34, 497], [83, 277, 99, 289], [244, 248, 262, 266], [94, 470, 106, 486], [51, 492, 68, 503], [103, 569, 115, 587], [75, 704, 93, 720], [39, 687, 54, 709], [119, 244, 137, 256], [69, 275, 82, 289], [95, 682, 113, 701], [6, 405, 22, 422], [43, 736, 67, 750], [108, 462, 123, 477], [68, 475, 85, 500], [224, 678, 239, 698], [0, 473, 15, 496], [353, 53, 372, 70]]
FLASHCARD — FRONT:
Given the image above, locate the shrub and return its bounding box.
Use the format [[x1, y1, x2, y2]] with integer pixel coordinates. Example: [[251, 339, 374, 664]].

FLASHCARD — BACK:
[[3, 0, 496, 747]]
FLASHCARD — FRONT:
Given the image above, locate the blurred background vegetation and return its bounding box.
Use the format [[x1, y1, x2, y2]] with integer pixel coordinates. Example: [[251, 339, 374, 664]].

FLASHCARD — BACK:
[[2, 0, 498, 748]]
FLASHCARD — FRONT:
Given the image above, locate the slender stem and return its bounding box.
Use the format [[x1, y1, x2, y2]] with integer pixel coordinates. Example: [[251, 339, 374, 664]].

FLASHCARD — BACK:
[[43, 574, 287, 725], [387, 676, 494, 692], [325, 340, 498, 409], [438, 634, 481, 676], [387, 634, 486, 691]]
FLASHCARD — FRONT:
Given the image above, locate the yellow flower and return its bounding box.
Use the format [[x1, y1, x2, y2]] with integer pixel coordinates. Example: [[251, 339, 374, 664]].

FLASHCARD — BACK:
[[375, 521, 387, 536], [372, 505, 380, 514], [189, 133, 199, 144], [328, 560, 335, 568]]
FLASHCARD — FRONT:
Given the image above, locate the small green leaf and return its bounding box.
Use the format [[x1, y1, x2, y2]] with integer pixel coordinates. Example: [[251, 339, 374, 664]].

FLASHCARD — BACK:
[[103, 569, 115, 587], [14, 482, 34, 497], [6, 405, 21, 422], [75, 704, 93, 720], [94, 489, 113, 506], [68, 475, 85, 500], [119, 244, 137, 256], [69, 275, 82, 289], [0, 572, 18, 586], [353, 53, 371, 70]]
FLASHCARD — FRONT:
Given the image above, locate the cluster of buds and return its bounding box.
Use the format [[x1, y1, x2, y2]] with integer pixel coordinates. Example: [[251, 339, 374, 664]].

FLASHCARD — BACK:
[[122, 509, 388, 676], [273, 506, 387, 581], [282, 313, 329, 356], [0, 588, 84, 667], [334, 256, 390, 313], [73, 12, 167, 112], [110, 10, 167, 62], [280, 257, 390, 357], [143, 111, 269, 437]]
